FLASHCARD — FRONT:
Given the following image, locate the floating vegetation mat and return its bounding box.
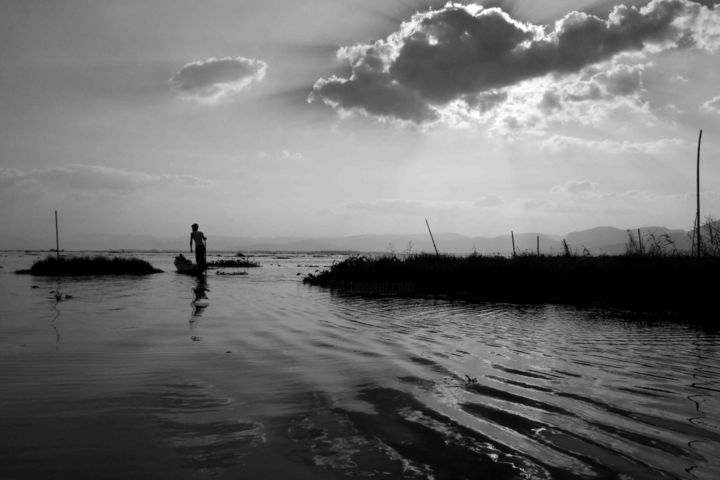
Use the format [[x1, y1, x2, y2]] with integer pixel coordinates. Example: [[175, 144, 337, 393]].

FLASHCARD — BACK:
[[17, 255, 162, 276]]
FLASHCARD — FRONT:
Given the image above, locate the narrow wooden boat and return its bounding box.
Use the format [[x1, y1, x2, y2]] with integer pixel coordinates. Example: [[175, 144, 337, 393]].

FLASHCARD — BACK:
[[174, 254, 202, 275]]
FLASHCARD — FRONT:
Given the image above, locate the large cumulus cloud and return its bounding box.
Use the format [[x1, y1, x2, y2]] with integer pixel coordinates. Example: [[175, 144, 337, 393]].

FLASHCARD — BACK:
[[311, 0, 719, 124], [170, 56, 267, 103]]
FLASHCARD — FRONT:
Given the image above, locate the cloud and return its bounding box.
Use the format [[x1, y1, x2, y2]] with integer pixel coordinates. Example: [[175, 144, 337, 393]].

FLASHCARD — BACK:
[[311, 72, 438, 124], [700, 94, 720, 112], [594, 63, 646, 96], [256, 150, 304, 161], [169, 56, 267, 103], [475, 194, 505, 207], [552, 180, 601, 195], [0, 165, 212, 193], [516, 185, 703, 227], [279, 150, 304, 160], [459, 61, 654, 135], [538, 62, 648, 116], [541, 134, 685, 153], [345, 198, 501, 215], [690, 0, 720, 7], [311, 0, 719, 124], [0, 168, 24, 189]]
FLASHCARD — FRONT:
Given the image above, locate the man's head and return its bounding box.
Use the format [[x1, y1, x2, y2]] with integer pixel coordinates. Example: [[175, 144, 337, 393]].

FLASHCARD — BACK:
[[192, 223, 199, 231]]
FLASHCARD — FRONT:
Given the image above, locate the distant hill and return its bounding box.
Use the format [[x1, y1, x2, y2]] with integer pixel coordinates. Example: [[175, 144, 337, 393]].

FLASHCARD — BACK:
[[0, 225, 697, 254]]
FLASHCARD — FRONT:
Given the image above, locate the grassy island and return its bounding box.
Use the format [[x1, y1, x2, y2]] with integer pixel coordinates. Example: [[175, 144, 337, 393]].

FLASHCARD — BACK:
[[17, 255, 162, 276], [303, 253, 720, 313]]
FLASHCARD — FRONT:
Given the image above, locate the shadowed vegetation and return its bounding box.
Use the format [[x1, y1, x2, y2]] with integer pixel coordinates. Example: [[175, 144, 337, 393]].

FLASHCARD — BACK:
[[303, 252, 720, 312], [207, 258, 261, 268], [17, 255, 162, 276]]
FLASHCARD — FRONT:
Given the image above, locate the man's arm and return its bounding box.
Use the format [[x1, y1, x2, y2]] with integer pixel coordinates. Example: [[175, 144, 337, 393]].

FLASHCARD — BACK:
[[190, 235, 193, 252]]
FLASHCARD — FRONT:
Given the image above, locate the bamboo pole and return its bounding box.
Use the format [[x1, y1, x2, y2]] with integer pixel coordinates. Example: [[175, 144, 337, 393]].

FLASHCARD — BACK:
[[55, 210, 60, 259], [696, 129, 703, 258], [425, 218, 440, 257], [511, 231, 516, 257]]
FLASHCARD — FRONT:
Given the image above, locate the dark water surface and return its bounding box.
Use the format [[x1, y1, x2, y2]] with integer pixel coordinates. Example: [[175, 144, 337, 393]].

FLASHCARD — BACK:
[[1, 251, 719, 479]]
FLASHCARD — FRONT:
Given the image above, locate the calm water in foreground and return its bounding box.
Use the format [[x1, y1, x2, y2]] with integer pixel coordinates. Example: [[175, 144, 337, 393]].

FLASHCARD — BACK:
[[1, 251, 719, 480]]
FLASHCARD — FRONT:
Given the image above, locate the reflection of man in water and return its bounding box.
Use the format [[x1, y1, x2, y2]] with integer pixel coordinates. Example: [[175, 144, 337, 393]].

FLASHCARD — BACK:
[[191, 276, 209, 317], [190, 223, 207, 273], [190, 275, 209, 341]]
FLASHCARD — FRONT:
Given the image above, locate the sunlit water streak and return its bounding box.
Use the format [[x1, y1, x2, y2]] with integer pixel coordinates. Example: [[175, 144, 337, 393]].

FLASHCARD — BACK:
[[1, 251, 719, 479]]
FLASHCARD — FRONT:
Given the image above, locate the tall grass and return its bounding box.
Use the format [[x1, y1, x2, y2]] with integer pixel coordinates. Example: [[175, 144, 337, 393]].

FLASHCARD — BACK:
[[304, 251, 720, 312], [625, 218, 720, 257]]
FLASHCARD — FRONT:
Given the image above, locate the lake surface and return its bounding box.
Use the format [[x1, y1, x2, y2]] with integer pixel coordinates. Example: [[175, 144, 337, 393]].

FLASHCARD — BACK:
[[1, 251, 719, 479]]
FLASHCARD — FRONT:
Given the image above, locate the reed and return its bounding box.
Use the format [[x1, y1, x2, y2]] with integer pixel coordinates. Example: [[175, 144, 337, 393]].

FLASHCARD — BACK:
[[303, 252, 720, 312], [17, 255, 162, 276]]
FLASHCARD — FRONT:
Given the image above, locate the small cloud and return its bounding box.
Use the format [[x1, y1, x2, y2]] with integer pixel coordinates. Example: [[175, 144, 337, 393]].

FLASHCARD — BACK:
[[0, 168, 24, 188], [170, 56, 267, 103], [700, 94, 720, 113], [673, 74, 690, 83], [552, 180, 600, 195], [280, 150, 303, 160], [565, 81, 603, 102], [255, 150, 304, 161], [594, 63, 646, 96]]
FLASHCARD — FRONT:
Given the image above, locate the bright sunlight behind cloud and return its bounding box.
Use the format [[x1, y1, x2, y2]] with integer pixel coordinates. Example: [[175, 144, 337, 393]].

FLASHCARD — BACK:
[[311, 0, 719, 125]]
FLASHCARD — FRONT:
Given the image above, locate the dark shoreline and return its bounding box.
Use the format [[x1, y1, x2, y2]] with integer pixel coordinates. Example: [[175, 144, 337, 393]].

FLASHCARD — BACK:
[[303, 253, 720, 319]]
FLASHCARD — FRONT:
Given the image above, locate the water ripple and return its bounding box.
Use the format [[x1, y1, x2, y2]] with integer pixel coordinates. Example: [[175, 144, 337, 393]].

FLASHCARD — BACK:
[[2, 252, 719, 478]]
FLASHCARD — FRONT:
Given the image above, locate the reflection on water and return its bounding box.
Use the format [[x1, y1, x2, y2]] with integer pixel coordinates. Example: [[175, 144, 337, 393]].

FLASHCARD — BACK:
[[191, 275, 209, 316], [0, 252, 719, 479], [50, 282, 62, 345], [190, 275, 209, 341]]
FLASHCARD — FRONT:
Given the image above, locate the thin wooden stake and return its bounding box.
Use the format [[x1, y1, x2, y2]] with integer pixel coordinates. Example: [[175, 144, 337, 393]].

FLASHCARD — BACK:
[[425, 218, 440, 257], [536, 235, 540, 256], [55, 210, 60, 259], [696, 129, 703, 258], [637, 228, 643, 255], [511, 230, 516, 257]]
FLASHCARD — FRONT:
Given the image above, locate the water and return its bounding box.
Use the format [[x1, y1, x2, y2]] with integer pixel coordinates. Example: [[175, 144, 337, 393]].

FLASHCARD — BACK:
[[1, 251, 719, 479]]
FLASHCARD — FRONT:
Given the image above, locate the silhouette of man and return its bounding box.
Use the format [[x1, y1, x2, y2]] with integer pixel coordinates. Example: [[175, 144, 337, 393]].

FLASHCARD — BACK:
[[190, 223, 207, 273]]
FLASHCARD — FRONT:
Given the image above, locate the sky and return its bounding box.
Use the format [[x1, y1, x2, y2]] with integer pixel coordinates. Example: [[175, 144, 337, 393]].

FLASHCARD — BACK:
[[1, 0, 719, 247]]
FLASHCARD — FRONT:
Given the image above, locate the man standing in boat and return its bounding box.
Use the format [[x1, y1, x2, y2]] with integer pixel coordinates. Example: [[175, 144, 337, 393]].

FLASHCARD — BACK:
[[190, 223, 207, 273]]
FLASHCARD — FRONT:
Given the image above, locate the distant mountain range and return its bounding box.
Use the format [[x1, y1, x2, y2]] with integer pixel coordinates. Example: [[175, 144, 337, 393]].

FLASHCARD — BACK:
[[1, 225, 704, 255]]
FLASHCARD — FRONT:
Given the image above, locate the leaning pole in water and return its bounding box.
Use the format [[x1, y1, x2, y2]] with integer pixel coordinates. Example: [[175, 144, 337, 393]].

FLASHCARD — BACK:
[[55, 210, 60, 259], [425, 218, 440, 257], [696, 130, 703, 258]]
